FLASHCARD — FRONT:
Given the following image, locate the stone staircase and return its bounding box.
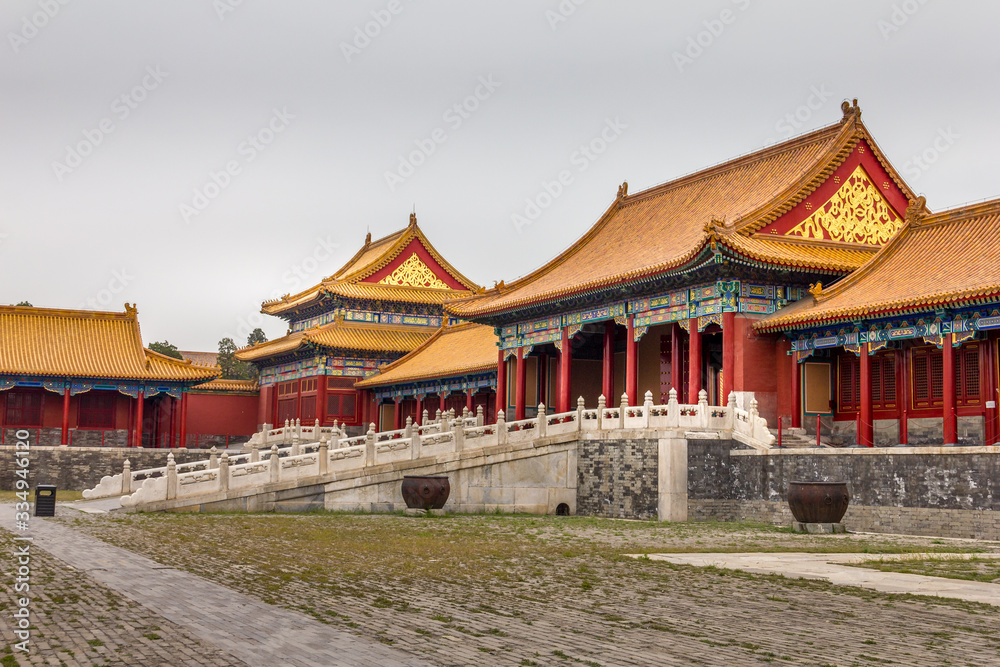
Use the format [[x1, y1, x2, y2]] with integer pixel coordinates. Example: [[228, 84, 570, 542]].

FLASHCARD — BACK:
[[83, 390, 777, 514]]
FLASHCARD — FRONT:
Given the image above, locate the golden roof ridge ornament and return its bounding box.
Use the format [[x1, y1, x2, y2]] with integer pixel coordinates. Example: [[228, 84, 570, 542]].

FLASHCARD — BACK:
[[840, 98, 861, 124], [124, 303, 137, 317], [617, 180, 628, 200], [409, 210, 417, 227], [809, 282, 825, 303], [905, 196, 928, 226]]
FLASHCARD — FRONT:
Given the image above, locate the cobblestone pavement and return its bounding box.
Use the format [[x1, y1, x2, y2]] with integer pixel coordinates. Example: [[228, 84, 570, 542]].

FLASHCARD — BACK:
[[48, 510, 1000, 667], [0, 529, 247, 667], [0, 505, 428, 667]]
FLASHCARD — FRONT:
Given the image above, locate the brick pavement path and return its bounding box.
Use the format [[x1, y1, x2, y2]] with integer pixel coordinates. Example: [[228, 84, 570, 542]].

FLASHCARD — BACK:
[[0, 505, 428, 667]]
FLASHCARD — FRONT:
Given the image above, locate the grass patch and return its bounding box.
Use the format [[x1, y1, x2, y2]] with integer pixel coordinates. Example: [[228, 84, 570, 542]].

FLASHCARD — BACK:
[[852, 554, 1000, 583]]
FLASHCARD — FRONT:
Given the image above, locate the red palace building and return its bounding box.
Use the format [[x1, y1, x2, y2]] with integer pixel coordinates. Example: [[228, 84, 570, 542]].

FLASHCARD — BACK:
[[237, 214, 492, 434], [0, 304, 234, 447], [446, 101, 926, 435]]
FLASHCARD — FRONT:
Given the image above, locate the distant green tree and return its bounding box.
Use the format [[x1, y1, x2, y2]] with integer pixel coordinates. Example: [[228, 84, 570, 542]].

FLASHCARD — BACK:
[[218, 337, 255, 380], [247, 328, 268, 347], [15, 301, 32, 307], [149, 340, 183, 359]]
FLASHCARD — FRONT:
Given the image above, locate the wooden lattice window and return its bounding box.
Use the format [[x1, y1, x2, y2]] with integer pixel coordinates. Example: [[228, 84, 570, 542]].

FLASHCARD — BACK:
[[300, 377, 318, 394], [4, 390, 43, 427], [78, 391, 115, 429], [276, 380, 299, 423], [872, 354, 896, 409], [911, 347, 944, 408], [956, 344, 981, 406], [327, 392, 357, 419], [838, 354, 861, 412]]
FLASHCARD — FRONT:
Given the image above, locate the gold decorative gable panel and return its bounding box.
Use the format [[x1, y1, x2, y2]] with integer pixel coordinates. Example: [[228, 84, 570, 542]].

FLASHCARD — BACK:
[[378, 253, 450, 289], [787, 165, 902, 245]]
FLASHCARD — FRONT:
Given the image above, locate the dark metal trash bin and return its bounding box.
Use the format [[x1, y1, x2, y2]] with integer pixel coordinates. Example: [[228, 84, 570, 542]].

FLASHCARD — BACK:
[[35, 485, 56, 517]]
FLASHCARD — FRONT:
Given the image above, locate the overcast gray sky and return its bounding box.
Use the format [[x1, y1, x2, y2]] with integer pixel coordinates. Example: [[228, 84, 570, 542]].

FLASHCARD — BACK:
[[2, 1, 998, 350]]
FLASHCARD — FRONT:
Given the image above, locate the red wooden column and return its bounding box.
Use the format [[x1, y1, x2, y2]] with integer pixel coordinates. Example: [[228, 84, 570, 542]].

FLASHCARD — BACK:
[[722, 311, 735, 405], [496, 349, 507, 421], [316, 376, 328, 425], [135, 389, 145, 448], [791, 350, 801, 428], [515, 347, 526, 421], [167, 396, 177, 447], [602, 321, 615, 400], [942, 334, 957, 445], [859, 343, 873, 446], [60, 385, 71, 445], [257, 385, 270, 428], [558, 327, 572, 413], [179, 391, 188, 449], [538, 353, 548, 409], [899, 347, 909, 444], [688, 318, 702, 404], [393, 398, 402, 430], [671, 323, 683, 395], [465, 390, 474, 414], [625, 315, 638, 405], [415, 395, 424, 424], [439, 392, 447, 415]]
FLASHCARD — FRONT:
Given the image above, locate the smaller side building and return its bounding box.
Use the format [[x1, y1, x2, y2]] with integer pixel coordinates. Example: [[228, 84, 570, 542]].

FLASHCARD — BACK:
[[0, 304, 218, 447], [355, 322, 498, 430]]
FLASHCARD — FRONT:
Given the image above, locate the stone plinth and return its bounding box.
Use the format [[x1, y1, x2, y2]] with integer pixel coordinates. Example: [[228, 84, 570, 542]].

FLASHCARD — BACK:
[[791, 521, 846, 534]]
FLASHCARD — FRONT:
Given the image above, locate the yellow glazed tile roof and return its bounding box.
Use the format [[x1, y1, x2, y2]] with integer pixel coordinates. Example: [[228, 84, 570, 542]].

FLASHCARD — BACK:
[[262, 216, 479, 316], [190, 378, 259, 393], [447, 107, 914, 318], [0, 305, 219, 382], [356, 323, 498, 387], [757, 198, 1000, 331], [236, 320, 433, 361]]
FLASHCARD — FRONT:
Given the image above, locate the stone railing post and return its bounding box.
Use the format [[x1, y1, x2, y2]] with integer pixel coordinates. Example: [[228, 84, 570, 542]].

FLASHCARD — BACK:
[[121, 459, 131, 495], [209, 446, 219, 470], [453, 419, 465, 452], [698, 389, 709, 428], [576, 396, 585, 431], [497, 410, 507, 445], [410, 427, 422, 460], [284, 419, 290, 444], [365, 424, 376, 466], [619, 393, 628, 429], [726, 392, 737, 431], [261, 423, 270, 447], [269, 445, 280, 483], [643, 390, 653, 428], [251, 445, 260, 463], [597, 394, 606, 429], [219, 452, 229, 492], [667, 388, 679, 428], [435, 409, 442, 425], [422, 409, 430, 427], [537, 403, 547, 437], [476, 405, 484, 427], [463, 406, 470, 421], [749, 398, 761, 441], [318, 439, 328, 476], [166, 453, 177, 500], [291, 432, 300, 457], [404, 416, 413, 438], [295, 417, 302, 440]]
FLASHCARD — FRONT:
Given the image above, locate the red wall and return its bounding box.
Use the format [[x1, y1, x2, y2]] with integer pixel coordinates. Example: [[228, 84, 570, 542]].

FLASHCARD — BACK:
[[186, 392, 258, 437], [732, 315, 784, 424]]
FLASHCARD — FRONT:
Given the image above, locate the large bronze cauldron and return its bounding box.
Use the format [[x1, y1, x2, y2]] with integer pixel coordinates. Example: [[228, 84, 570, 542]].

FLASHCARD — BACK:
[[787, 481, 850, 524], [401, 476, 450, 510]]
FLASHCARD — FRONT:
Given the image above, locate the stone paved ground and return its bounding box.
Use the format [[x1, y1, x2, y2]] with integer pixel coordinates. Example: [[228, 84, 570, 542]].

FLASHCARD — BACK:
[[0, 506, 428, 667], [0, 529, 247, 667], [45, 511, 1000, 667]]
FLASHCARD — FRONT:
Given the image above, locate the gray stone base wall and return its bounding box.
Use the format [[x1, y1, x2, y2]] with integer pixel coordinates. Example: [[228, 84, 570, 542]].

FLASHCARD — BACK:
[[819, 416, 985, 447], [0, 446, 222, 491], [577, 438, 658, 519], [689, 499, 1000, 541]]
